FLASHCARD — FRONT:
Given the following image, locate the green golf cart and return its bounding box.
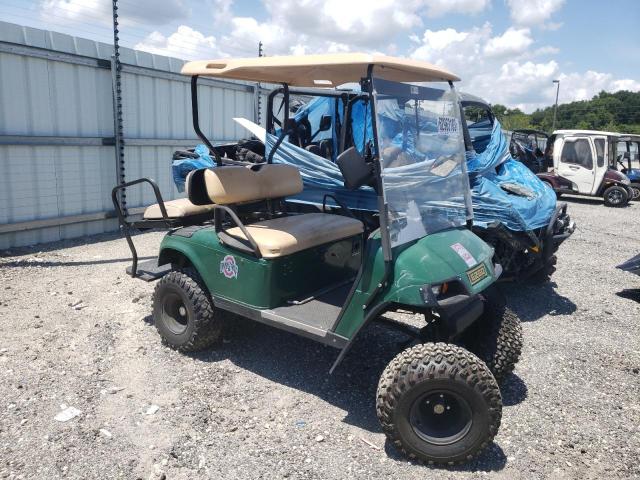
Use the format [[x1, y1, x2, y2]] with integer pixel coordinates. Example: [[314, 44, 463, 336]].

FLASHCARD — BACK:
[[114, 54, 523, 465]]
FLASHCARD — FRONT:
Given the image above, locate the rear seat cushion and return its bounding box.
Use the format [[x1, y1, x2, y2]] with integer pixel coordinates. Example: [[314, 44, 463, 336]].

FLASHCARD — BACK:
[[224, 213, 363, 258], [188, 164, 303, 206], [143, 198, 216, 219]]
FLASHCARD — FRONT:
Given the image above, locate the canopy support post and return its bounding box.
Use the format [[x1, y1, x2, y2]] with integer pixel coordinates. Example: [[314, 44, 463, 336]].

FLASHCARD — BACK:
[[190, 75, 222, 166]]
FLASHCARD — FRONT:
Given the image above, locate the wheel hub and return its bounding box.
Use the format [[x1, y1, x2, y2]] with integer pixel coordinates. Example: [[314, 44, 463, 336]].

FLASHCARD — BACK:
[[410, 390, 473, 446], [161, 292, 189, 335], [608, 190, 623, 204]]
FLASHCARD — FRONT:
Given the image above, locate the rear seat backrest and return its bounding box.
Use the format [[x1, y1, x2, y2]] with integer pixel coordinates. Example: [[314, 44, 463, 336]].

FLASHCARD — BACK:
[[187, 164, 303, 206]]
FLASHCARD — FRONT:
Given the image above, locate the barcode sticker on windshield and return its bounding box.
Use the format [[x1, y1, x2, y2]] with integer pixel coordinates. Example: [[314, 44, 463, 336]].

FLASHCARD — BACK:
[[451, 242, 477, 267], [437, 116, 459, 135]]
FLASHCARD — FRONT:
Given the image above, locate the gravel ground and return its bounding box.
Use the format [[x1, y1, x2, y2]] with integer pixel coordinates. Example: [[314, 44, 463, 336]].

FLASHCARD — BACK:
[[1, 197, 639, 480]]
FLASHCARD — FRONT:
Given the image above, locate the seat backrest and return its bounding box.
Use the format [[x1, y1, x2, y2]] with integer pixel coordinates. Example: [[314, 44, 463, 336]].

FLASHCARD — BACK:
[[187, 164, 303, 206]]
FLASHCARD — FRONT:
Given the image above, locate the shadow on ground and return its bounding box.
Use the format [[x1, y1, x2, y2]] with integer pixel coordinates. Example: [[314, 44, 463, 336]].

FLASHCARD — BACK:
[[501, 373, 528, 407], [0, 256, 156, 268], [557, 196, 605, 206], [0, 229, 163, 258], [383, 440, 507, 472], [500, 281, 576, 321], [143, 312, 519, 472], [616, 288, 640, 303]]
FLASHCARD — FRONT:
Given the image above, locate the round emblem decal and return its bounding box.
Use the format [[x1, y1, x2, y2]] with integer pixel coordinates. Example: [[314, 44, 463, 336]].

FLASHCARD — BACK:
[[220, 255, 239, 279]]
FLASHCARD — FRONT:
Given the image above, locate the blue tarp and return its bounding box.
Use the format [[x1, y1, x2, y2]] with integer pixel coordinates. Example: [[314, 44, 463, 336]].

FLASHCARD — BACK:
[[287, 95, 556, 232], [171, 144, 215, 192], [466, 120, 557, 231], [265, 131, 378, 211]]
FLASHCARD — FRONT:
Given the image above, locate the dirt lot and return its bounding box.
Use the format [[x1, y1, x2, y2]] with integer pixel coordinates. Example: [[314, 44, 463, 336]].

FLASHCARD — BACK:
[[1, 197, 639, 480]]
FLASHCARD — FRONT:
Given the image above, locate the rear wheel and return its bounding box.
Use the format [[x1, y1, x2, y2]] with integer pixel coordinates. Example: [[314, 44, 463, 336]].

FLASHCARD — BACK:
[[630, 183, 640, 201], [376, 343, 502, 465], [459, 289, 523, 383], [603, 185, 629, 207], [152, 268, 223, 352]]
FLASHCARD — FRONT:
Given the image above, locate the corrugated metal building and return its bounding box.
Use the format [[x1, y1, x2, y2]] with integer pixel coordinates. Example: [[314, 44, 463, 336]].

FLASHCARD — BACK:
[[0, 20, 261, 249]]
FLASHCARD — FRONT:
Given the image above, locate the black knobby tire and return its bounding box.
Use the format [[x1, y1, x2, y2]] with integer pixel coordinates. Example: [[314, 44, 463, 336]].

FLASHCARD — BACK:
[[460, 290, 523, 383], [603, 185, 628, 207], [528, 254, 557, 284], [630, 183, 640, 201], [376, 343, 502, 465], [152, 268, 222, 352]]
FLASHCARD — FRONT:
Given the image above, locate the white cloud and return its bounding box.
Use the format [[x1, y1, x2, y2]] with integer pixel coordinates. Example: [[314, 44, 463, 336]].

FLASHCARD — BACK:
[[505, 0, 565, 27], [559, 72, 640, 102], [411, 23, 491, 68], [40, 0, 190, 26], [220, 0, 491, 55], [71, 0, 634, 112], [223, 16, 295, 56], [423, 0, 491, 17], [531, 45, 560, 57], [410, 23, 639, 111], [423, 28, 470, 50], [134, 26, 221, 60], [483, 27, 533, 58], [259, 0, 423, 50]]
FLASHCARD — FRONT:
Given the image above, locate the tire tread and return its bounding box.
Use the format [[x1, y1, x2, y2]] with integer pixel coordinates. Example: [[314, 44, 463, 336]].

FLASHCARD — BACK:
[[152, 267, 221, 352], [376, 343, 502, 465]]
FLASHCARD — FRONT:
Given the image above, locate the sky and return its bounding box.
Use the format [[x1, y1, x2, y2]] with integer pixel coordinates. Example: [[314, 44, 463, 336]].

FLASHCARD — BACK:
[[1, 0, 639, 112]]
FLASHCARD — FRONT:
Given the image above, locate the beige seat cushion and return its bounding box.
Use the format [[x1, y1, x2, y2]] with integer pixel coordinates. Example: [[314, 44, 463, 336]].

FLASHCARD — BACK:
[[143, 198, 216, 219], [225, 213, 363, 258], [199, 164, 303, 205]]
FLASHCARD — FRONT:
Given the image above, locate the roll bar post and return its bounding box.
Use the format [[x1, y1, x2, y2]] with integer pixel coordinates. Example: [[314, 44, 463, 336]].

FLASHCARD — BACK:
[[190, 75, 223, 166]]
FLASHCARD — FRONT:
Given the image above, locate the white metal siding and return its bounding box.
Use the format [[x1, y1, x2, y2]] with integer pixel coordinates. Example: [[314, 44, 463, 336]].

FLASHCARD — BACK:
[[0, 21, 259, 249]]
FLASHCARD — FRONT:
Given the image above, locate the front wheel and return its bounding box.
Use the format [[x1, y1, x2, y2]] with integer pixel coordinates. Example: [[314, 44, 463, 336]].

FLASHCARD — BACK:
[[603, 185, 629, 207], [629, 183, 640, 201], [376, 343, 502, 465]]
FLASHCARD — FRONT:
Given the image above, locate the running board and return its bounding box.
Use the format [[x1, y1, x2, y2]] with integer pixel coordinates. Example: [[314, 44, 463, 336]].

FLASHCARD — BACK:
[[214, 297, 349, 348], [126, 258, 171, 281]]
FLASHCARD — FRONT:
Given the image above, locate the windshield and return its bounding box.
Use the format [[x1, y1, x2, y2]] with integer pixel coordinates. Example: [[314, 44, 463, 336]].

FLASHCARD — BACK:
[[373, 77, 472, 247]]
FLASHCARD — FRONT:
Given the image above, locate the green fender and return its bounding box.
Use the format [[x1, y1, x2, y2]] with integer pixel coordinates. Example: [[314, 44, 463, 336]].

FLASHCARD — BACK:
[[332, 227, 497, 340]]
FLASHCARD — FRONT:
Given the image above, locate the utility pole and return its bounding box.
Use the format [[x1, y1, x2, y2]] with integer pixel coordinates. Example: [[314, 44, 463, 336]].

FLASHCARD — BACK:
[[552, 79, 560, 131]]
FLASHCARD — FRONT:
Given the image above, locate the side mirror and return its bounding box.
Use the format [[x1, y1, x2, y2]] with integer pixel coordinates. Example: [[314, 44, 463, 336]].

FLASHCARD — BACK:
[[336, 147, 374, 190], [318, 114, 332, 132]]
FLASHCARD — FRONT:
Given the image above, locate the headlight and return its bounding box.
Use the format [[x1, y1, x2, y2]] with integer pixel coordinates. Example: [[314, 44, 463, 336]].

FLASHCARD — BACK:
[[431, 283, 449, 297], [421, 282, 450, 304]]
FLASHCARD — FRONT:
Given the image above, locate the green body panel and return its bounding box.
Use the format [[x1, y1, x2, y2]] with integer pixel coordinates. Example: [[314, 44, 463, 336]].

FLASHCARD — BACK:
[[333, 227, 496, 339], [159, 227, 361, 309], [158, 225, 495, 341]]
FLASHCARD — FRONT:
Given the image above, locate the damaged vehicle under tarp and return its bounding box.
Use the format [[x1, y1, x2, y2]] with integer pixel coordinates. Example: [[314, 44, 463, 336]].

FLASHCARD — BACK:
[[234, 89, 574, 282]]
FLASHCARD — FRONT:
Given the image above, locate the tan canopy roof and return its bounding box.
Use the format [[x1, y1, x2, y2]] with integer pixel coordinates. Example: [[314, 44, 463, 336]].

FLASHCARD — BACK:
[[180, 53, 459, 86]]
